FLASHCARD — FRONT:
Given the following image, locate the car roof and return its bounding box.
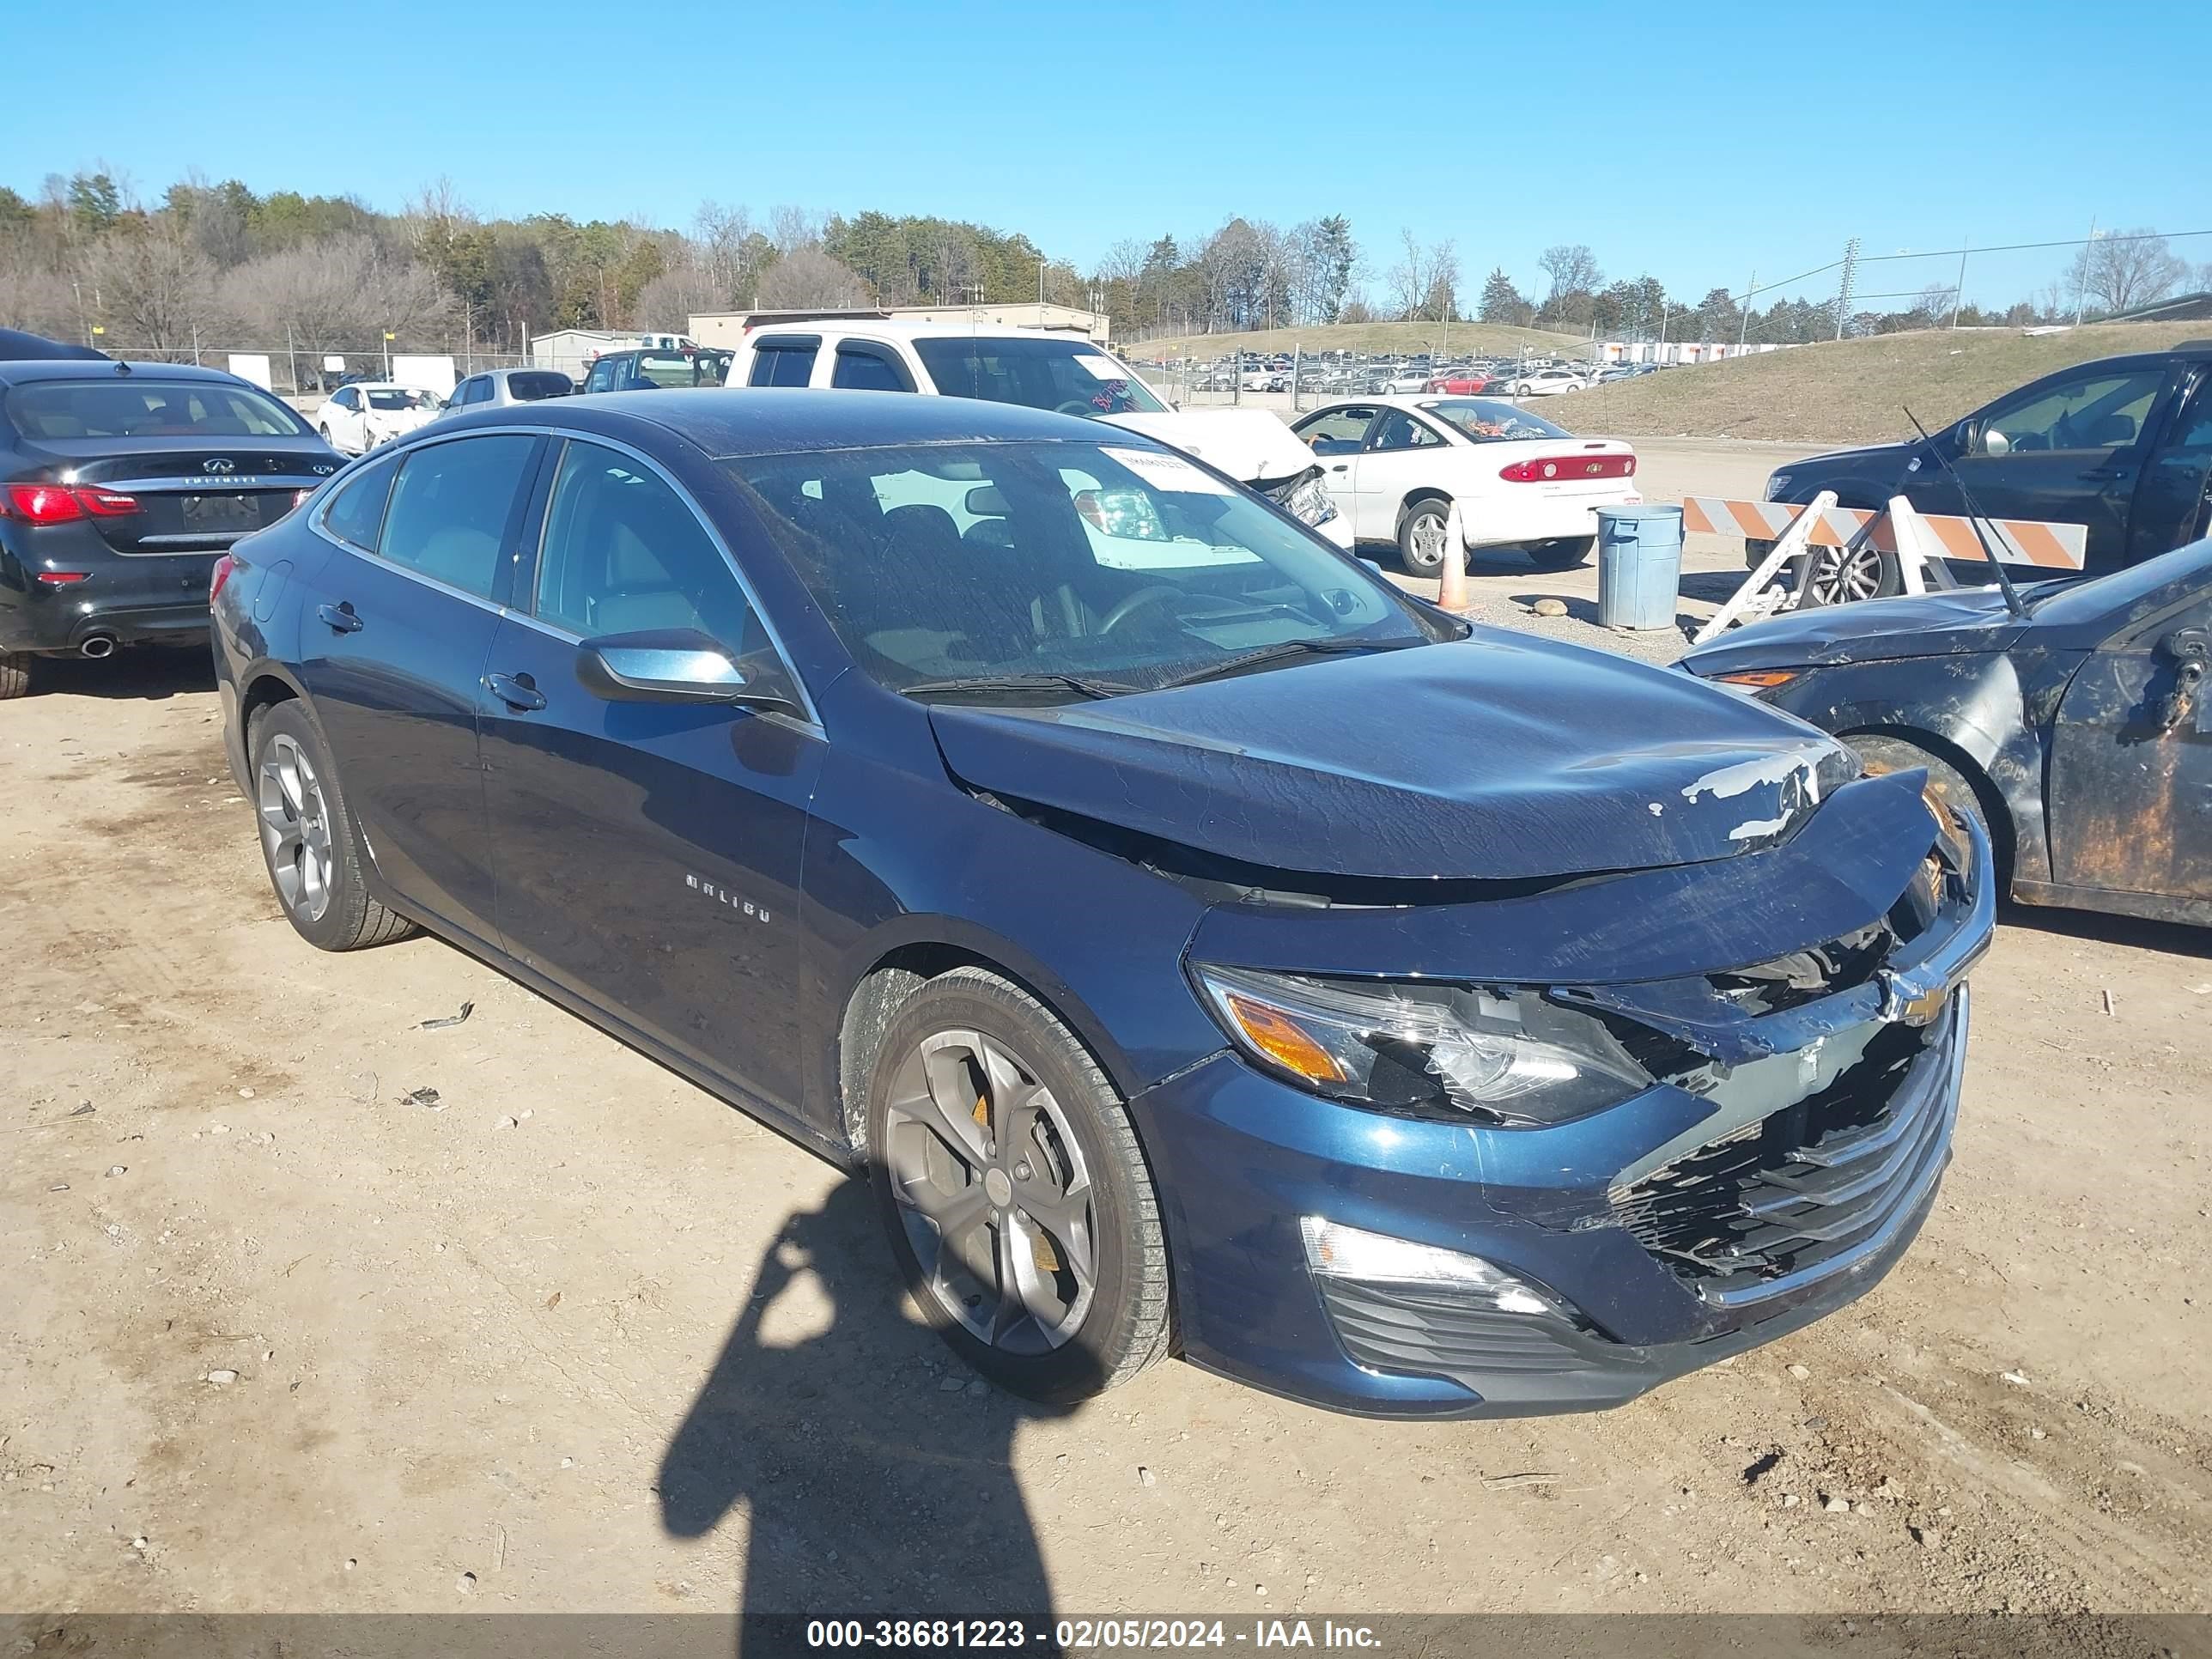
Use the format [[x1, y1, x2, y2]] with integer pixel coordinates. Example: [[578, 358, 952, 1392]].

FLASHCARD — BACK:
[[751, 320, 1112, 347], [440, 386, 1166, 459], [0, 358, 263, 388]]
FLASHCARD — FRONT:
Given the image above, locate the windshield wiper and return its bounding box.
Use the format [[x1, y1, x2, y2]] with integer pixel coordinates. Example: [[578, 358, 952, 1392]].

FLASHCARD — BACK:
[[1148, 636, 1420, 692], [900, 672, 1137, 702]]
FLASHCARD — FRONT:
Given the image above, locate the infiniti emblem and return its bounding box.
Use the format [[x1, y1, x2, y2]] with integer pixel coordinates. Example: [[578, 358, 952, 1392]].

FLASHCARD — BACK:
[[202, 458, 236, 474]]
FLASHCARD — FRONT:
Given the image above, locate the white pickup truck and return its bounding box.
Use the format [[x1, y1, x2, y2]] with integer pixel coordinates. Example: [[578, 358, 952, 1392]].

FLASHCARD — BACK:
[[725, 320, 1349, 546]]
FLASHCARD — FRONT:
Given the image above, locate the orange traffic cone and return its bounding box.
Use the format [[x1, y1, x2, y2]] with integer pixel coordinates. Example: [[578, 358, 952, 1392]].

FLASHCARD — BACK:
[[1437, 501, 1470, 611]]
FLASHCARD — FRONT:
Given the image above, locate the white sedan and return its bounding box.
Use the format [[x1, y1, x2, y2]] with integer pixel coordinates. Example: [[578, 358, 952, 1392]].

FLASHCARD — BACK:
[[1288, 395, 1640, 575], [1494, 366, 1589, 398], [314, 382, 442, 456]]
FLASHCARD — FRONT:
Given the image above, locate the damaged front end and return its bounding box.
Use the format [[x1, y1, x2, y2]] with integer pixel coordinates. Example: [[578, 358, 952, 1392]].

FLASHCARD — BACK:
[[1128, 769, 1993, 1417]]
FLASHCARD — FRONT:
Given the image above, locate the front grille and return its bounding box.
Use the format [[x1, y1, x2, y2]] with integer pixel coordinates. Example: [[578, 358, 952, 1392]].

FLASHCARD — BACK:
[[1609, 1002, 1958, 1296], [1316, 1278, 1591, 1380]]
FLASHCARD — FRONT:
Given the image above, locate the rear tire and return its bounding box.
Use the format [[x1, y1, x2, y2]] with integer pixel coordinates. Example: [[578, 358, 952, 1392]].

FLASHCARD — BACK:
[[1525, 536, 1595, 570], [865, 968, 1172, 1403], [249, 701, 417, 951], [1396, 497, 1453, 577], [0, 652, 32, 700]]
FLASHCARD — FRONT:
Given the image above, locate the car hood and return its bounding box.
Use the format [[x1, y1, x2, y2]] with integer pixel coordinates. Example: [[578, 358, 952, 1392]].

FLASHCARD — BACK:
[[927, 631, 1854, 883], [1097, 408, 1318, 488], [1777, 439, 1915, 480], [1680, 585, 2030, 673]]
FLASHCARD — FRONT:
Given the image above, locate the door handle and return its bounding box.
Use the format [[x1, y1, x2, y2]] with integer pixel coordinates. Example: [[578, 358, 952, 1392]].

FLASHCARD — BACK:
[[2079, 464, 2135, 483], [1330, 463, 1349, 472], [315, 602, 362, 634], [484, 672, 546, 713]]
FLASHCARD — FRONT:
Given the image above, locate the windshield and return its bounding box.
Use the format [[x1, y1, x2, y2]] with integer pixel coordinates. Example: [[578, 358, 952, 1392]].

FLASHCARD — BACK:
[[725, 440, 1437, 697], [6, 379, 311, 440], [366, 388, 436, 410], [911, 337, 1168, 417], [1422, 398, 1571, 442], [637, 353, 717, 388]]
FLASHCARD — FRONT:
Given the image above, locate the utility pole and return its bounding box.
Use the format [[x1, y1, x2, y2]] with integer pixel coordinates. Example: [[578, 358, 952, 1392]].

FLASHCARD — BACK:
[[1038, 257, 1047, 307], [1949, 235, 1967, 330], [1738, 269, 1754, 348], [1833, 237, 1860, 340], [2073, 216, 2099, 325]]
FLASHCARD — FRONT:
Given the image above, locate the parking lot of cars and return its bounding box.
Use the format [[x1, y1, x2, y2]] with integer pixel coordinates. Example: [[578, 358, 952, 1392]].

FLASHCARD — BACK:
[[5, 317, 2210, 1626]]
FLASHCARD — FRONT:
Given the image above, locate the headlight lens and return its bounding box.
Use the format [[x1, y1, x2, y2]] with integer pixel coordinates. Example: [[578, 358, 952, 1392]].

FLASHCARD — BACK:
[[1282, 473, 1339, 527], [1763, 472, 1794, 501], [1191, 964, 1650, 1125]]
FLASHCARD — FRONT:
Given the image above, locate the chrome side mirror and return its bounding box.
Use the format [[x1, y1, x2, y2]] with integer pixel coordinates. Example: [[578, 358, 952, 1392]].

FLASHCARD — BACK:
[[576, 629, 801, 715]]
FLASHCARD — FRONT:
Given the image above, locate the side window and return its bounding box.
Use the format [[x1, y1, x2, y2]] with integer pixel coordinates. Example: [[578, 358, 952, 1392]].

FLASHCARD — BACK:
[[533, 441, 759, 647], [831, 343, 914, 392], [1369, 410, 1445, 453], [583, 359, 615, 393], [376, 434, 538, 600], [748, 337, 820, 387], [1296, 406, 1376, 455], [461, 378, 491, 405], [331, 386, 358, 411], [1977, 370, 2166, 456], [320, 455, 398, 550]]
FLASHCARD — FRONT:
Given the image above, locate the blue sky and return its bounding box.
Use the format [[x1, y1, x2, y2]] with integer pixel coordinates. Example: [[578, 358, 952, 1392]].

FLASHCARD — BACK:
[[13, 0, 2209, 312]]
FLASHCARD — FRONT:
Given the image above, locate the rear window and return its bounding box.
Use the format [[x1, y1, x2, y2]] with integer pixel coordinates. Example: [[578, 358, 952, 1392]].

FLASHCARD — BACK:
[[1422, 398, 1571, 442], [507, 372, 572, 402], [911, 337, 1167, 416], [6, 380, 309, 441]]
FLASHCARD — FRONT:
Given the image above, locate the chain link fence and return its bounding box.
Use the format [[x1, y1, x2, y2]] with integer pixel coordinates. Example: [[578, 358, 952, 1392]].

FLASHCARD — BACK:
[[71, 342, 536, 395]]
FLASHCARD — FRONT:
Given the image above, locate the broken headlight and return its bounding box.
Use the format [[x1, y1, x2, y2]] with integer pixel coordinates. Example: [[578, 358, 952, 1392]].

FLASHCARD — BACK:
[[1277, 472, 1339, 528], [1192, 964, 1650, 1126]]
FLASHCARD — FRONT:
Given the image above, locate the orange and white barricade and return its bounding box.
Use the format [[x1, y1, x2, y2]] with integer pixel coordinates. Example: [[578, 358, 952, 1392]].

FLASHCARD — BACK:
[[1685, 492, 2087, 645]]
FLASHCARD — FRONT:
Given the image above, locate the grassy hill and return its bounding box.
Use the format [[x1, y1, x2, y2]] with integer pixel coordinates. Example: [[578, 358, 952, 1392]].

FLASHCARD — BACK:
[[1124, 319, 1582, 361], [1556, 322, 2209, 447]]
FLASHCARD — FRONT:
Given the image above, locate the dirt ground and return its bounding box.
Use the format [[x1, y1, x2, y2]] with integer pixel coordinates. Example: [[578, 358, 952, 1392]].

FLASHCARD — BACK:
[[4, 441, 2210, 1625]]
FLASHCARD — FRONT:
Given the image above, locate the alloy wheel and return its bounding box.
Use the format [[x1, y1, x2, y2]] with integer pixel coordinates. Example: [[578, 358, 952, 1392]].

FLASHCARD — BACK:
[[1803, 543, 1889, 605], [882, 1029, 1097, 1356], [258, 732, 336, 924]]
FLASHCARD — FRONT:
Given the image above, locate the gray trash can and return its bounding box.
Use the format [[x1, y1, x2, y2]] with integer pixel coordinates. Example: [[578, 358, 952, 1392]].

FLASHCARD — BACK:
[[1595, 505, 1685, 631]]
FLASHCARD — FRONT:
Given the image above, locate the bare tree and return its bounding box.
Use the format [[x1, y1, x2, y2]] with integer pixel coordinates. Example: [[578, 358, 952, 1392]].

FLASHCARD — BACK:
[[76, 223, 226, 353], [222, 234, 453, 368], [1537, 244, 1602, 301], [635, 263, 727, 330], [768, 205, 822, 254], [0, 252, 80, 339], [754, 246, 870, 309], [1389, 228, 1430, 320], [1425, 238, 1460, 322], [2068, 228, 2188, 316]]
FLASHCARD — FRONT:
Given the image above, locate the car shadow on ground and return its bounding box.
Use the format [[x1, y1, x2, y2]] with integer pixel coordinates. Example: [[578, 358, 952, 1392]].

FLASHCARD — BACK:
[[659, 1177, 1070, 1652], [1996, 900, 2212, 960], [21, 646, 213, 702]]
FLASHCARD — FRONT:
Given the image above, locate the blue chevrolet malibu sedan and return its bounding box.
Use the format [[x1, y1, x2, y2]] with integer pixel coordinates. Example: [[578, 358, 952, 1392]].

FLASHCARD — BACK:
[[211, 390, 1991, 1416]]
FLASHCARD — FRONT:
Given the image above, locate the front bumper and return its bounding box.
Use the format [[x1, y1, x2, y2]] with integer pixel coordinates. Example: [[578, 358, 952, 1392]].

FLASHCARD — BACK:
[[1131, 806, 1990, 1419]]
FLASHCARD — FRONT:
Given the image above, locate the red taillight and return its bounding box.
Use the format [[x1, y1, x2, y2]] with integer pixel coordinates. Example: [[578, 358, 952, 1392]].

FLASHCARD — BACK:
[[5, 483, 83, 523], [36, 570, 90, 585], [209, 553, 237, 606], [2, 483, 143, 522], [1498, 453, 1637, 483]]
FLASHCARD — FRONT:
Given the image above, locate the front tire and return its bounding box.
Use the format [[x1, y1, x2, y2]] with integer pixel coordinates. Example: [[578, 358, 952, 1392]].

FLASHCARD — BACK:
[[0, 651, 33, 700], [866, 968, 1172, 1403], [1799, 540, 1901, 606], [250, 702, 417, 951], [1396, 497, 1453, 577]]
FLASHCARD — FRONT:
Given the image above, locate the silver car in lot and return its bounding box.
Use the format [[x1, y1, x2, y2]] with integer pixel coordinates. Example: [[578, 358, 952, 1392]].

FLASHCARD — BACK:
[[437, 367, 575, 416]]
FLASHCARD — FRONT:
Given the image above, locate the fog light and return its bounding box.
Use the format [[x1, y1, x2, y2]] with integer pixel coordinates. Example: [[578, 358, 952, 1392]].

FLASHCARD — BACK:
[[1300, 1217, 1565, 1316]]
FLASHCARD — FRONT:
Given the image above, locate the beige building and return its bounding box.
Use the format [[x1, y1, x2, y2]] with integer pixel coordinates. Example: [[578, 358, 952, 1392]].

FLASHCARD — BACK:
[[688, 302, 1109, 349]]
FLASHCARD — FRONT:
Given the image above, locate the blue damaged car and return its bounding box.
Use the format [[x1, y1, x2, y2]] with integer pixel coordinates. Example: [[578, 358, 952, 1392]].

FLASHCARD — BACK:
[[210, 389, 1992, 1417]]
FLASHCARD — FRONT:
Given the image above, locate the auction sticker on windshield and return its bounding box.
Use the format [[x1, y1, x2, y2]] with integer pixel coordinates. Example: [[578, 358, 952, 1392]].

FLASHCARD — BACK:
[[1103, 447, 1235, 495], [1073, 354, 1135, 380]]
